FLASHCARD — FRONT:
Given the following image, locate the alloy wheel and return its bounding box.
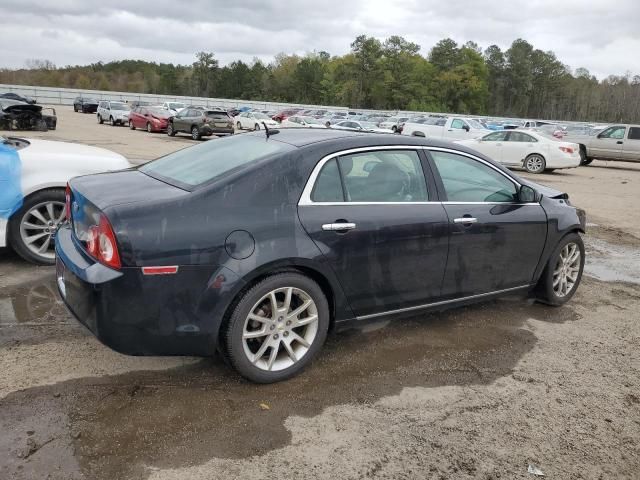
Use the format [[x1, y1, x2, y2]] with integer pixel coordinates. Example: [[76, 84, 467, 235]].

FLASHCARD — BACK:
[[525, 155, 545, 173], [19, 201, 66, 261], [553, 242, 581, 297], [242, 287, 319, 371]]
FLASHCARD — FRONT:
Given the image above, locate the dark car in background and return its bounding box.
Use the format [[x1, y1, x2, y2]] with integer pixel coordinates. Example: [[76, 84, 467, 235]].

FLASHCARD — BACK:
[[0, 92, 36, 104], [167, 107, 234, 139], [56, 129, 586, 384], [73, 97, 99, 113], [129, 106, 171, 132], [0, 100, 57, 130]]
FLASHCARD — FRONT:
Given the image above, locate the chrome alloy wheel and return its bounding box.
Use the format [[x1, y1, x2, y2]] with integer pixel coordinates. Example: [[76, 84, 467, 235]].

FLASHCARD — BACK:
[[525, 154, 545, 173], [242, 287, 319, 371], [553, 242, 581, 297], [19, 200, 66, 261]]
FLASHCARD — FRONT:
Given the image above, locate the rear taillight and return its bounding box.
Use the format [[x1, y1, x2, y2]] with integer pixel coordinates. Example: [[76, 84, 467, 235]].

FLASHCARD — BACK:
[[85, 214, 121, 269], [65, 183, 72, 222], [559, 146, 574, 154]]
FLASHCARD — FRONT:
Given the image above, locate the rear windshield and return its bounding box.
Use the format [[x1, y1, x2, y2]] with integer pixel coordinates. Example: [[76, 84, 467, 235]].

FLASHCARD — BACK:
[[140, 135, 294, 189], [206, 111, 229, 118]]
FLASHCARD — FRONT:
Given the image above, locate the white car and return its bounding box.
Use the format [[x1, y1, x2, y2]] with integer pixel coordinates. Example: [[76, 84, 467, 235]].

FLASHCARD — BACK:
[[455, 130, 581, 174], [161, 102, 187, 115], [331, 120, 393, 134], [379, 116, 409, 133], [234, 111, 279, 130], [279, 116, 327, 128], [0, 136, 130, 264], [97, 101, 130, 126]]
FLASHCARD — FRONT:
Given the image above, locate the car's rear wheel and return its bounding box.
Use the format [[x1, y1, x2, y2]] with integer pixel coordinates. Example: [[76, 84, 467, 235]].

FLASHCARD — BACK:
[[191, 126, 201, 140], [129, 120, 135, 130], [109, 116, 115, 126], [224, 273, 329, 383], [236, 121, 242, 130], [146, 122, 152, 133], [254, 123, 260, 131], [167, 123, 176, 136], [8, 189, 66, 265], [97, 114, 103, 124], [535, 233, 584, 306], [524, 154, 546, 174]]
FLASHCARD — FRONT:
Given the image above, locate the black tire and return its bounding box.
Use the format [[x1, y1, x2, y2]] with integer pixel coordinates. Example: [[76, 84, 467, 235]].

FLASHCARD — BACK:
[[109, 116, 115, 126], [254, 123, 260, 131], [524, 154, 546, 174], [223, 272, 330, 383], [236, 121, 242, 130], [73, 105, 78, 112], [146, 122, 152, 133], [191, 125, 201, 140], [129, 120, 135, 130], [8, 189, 65, 265], [167, 123, 176, 136], [97, 114, 103, 124], [392, 125, 397, 133], [535, 233, 585, 306], [583, 158, 594, 165], [579, 146, 588, 165]]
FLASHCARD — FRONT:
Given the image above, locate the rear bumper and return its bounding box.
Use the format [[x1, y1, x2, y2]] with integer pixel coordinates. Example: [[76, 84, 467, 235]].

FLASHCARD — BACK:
[[55, 225, 243, 356], [200, 125, 234, 136]]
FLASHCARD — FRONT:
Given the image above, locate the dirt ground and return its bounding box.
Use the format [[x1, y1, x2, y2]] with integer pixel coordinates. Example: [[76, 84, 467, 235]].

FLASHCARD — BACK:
[[1, 108, 639, 479]]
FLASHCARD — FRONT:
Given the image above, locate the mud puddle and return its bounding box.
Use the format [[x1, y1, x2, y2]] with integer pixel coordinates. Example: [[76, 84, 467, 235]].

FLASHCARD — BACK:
[[0, 273, 83, 348], [584, 235, 640, 284], [0, 295, 580, 480]]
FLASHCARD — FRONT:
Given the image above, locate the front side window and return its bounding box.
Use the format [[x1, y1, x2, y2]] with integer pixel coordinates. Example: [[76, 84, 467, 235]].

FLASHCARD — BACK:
[[431, 151, 518, 203], [311, 150, 428, 203], [599, 126, 626, 139], [451, 119, 467, 129]]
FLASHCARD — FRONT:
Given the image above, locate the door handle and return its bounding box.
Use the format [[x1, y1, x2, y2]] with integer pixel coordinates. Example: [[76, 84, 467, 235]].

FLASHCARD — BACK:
[[453, 217, 478, 224], [617, 141, 624, 144], [322, 223, 356, 231]]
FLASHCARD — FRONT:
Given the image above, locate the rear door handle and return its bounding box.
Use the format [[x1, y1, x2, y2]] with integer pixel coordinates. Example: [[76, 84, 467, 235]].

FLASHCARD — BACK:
[[322, 223, 356, 231], [453, 217, 478, 224]]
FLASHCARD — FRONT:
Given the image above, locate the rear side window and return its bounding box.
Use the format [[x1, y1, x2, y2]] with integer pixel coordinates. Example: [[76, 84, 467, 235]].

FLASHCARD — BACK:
[[628, 127, 640, 140], [508, 132, 536, 142], [310, 150, 428, 203], [140, 135, 294, 189], [431, 151, 518, 203]]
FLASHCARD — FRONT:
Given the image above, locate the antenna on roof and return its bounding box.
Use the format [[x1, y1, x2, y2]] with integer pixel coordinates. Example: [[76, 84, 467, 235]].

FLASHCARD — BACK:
[[262, 121, 279, 138]]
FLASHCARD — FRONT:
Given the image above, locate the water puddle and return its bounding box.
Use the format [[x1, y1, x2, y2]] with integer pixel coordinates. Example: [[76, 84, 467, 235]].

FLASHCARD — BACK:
[[584, 237, 640, 284]]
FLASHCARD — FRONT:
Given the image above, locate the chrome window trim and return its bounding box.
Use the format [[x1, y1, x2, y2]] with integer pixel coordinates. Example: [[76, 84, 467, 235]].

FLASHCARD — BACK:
[[298, 145, 426, 206], [356, 285, 531, 321], [298, 145, 532, 207]]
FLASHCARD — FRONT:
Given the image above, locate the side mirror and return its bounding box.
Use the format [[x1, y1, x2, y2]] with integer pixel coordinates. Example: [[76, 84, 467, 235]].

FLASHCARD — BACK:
[[518, 185, 538, 203], [463, 125, 470, 132]]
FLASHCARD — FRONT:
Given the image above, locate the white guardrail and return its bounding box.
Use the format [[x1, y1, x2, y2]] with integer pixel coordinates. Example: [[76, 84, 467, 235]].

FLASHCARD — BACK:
[[0, 83, 406, 115]]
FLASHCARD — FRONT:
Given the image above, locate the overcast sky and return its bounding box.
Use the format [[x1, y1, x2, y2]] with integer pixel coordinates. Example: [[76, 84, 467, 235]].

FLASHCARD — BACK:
[[1, 0, 639, 79]]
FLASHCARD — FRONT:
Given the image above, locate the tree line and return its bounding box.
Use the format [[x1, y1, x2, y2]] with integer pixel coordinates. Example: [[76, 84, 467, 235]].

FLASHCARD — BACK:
[[1, 36, 639, 123]]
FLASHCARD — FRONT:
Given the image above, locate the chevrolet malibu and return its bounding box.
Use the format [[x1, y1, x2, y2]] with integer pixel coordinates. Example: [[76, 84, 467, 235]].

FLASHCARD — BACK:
[[55, 130, 586, 383]]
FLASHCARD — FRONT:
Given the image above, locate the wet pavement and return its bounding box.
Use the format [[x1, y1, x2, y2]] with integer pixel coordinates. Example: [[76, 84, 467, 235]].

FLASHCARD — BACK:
[[1, 229, 639, 479]]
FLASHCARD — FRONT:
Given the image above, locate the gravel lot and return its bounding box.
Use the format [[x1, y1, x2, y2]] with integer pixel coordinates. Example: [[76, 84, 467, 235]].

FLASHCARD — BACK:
[[1, 107, 639, 479]]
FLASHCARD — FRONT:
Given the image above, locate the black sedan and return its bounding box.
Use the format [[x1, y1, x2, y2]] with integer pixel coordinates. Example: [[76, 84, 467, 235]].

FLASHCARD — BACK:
[[73, 97, 99, 113], [55, 130, 586, 383]]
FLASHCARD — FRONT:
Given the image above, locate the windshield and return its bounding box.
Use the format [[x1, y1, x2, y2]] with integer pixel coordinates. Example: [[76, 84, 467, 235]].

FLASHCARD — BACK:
[[147, 108, 171, 118], [168, 103, 186, 110], [140, 135, 294, 189], [253, 113, 271, 120], [110, 103, 129, 110], [359, 122, 378, 129]]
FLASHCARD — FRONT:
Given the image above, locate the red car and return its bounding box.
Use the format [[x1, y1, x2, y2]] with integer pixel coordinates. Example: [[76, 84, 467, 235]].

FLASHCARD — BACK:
[[272, 108, 303, 122], [128, 107, 171, 132]]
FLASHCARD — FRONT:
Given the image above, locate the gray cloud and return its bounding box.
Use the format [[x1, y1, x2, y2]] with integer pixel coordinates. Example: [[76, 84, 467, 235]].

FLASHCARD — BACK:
[[1, 0, 639, 78]]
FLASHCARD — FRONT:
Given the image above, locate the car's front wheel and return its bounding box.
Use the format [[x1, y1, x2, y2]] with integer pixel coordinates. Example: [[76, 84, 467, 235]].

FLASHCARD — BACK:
[[254, 123, 260, 131], [97, 114, 103, 124], [109, 116, 115, 126], [129, 120, 135, 130], [536, 232, 585, 306], [224, 273, 329, 383], [8, 189, 66, 265], [167, 123, 176, 136], [146, 122, 152, 133]]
